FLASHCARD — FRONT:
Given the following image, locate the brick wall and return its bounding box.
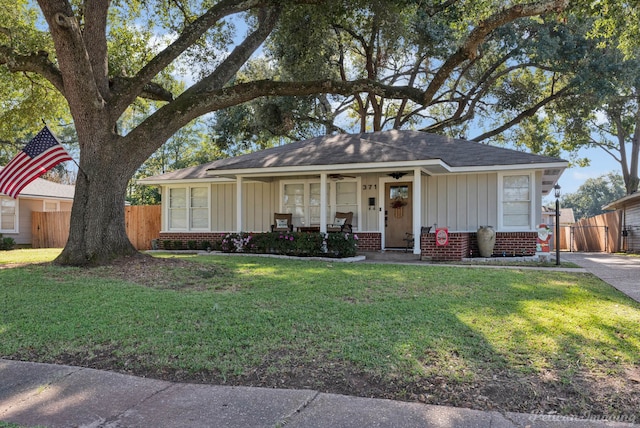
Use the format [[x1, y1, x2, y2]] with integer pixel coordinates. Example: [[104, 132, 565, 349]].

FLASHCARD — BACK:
[[422, 231, 538, 261], [159, 232, 227, 249], [421, 232, 470, 261], [355, 232, 381, 251], [468, 232, 537, 257]]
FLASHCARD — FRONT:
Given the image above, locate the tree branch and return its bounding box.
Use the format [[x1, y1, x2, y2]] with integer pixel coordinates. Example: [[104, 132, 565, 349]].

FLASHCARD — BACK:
[[83, 0, 110, 98], [423, 0, 569, 105], [127, 78, 425, 155], [472, 84, 573, 142], [0, 47, 65, 94], [193, 6, 281, 92]]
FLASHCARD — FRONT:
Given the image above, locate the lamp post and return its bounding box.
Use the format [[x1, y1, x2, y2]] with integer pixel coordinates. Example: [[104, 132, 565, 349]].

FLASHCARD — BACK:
[[554, 184, 561, 266]]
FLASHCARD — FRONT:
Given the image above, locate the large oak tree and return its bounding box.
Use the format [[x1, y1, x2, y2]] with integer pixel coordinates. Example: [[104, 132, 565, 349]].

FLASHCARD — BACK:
[[0, 0, 569, 265]]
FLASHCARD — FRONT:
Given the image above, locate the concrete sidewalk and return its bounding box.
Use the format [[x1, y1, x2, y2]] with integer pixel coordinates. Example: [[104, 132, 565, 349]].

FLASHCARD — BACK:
[[1, 359, 638, 428], [561, 252, 640, 303]]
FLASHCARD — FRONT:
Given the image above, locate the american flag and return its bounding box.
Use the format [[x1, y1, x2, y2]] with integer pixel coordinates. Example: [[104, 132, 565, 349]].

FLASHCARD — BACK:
[[0, 126, 73, 198]]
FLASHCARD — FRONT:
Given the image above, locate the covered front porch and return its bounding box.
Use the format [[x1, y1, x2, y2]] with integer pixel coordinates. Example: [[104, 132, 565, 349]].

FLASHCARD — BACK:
[[224, 167, 428, 255]]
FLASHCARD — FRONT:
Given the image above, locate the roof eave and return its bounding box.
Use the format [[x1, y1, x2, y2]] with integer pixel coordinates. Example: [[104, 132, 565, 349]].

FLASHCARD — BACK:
[[603, 192, 640, 210], [205, 159, 451, 178]]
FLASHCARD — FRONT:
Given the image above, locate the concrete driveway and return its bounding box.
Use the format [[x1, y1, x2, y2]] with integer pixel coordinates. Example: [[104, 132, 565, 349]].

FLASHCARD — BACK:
[[561, 252, 640, 303]]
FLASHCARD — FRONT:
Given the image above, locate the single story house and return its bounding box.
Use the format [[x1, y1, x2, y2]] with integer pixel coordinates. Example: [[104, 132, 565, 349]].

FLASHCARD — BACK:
[[139, 130, 567, 260], [0, 167, 74, 245], [603, 192, 640, 253]]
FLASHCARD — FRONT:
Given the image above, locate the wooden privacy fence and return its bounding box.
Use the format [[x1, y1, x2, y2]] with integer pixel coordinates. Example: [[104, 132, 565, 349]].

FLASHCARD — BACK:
[[32, 205, 161, 250], [567, 211, 622, 253], [125, 205, 161, 250], [32, 211, 71, 249]]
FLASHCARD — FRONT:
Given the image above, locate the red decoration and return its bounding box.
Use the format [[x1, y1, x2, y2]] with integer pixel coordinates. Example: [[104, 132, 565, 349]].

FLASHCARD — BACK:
[[435, 228, 449, 246]]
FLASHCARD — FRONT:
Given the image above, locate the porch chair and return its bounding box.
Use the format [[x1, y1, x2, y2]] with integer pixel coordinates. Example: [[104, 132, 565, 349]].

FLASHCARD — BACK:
[[271, 213, 294, 232], [403, 226, 432, 252], [327, 211, 353, 233]]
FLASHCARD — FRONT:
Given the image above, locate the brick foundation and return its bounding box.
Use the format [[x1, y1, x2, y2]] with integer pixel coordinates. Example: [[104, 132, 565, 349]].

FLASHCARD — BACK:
[[470, 232, 538, 258], [421, 231, 538, 261], [158, 230, 536, 260], [158, 232, 227, 250], [355, 232, 382, 251], [421, 232, 470, 261]]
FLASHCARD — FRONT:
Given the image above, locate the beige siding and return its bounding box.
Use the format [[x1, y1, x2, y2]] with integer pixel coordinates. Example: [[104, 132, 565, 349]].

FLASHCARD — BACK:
[[209, 181, 276, 232], [359, 173, 380, 231], [424, 173, 497, 232], [243, 181, 276, 232], [534, 170, 543, 226], [211, 183, 235, 231], [162, 170, 547, 234], [12, 199, 39, 244], [625, 202, 640, 251]]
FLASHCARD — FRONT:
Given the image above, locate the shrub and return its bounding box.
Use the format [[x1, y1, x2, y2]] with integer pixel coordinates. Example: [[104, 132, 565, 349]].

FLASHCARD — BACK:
[[200, 240, 211, 251], [219, 232, 357, 258], [0, 234, 15, 251], [187, 240, 198, 250], [173, 240, 183, 249], [162, 240, 173, 250], [221, 233, 252, 252], [325, 232, 359, 257]]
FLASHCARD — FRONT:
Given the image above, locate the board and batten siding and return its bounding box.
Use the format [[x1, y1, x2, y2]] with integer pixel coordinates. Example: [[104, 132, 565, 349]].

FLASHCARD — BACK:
[[242, 181, 276, 232], [209, 181, 276, 232], [359, 172, 381, 232], [210, 183, 235, 232], [625, 201, 640, 251], [423, 173, 498, 232]]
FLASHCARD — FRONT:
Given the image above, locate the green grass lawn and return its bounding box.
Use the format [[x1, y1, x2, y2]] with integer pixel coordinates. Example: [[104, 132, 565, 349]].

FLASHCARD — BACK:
[[1, 249, 639, 418]]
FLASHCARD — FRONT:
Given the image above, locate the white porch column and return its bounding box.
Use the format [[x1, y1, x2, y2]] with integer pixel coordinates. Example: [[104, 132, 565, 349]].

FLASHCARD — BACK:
[[236, 175, 243, 232], [320, 173, 328, 233], [413, 168, 422, 255]]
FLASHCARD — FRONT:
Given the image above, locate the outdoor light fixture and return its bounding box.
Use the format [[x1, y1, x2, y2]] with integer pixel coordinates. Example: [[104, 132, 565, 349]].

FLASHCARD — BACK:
[[553, 184, 561, 265], [388, 172, 407, 180]]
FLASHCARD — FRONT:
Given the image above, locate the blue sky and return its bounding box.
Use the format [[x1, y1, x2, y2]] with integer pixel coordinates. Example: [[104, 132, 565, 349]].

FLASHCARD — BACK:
[[557, 146, 620, 194]]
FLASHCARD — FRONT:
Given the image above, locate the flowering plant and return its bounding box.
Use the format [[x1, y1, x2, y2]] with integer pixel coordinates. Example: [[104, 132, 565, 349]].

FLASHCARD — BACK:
[[218, 231, 357, 257], [325, 232, 359, 257], [221, 233, 253, 252]]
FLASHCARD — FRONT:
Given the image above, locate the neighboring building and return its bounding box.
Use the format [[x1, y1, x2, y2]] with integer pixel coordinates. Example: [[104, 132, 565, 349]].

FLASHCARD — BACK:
[[604, 193, 640, 253], [139, 130, 567, 260], [542, 206, 576, 227], [0, 167, 74, 245]]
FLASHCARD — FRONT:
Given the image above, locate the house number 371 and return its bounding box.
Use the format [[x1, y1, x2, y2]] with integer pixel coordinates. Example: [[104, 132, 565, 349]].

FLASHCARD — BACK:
[[362, 184, 377, 190]]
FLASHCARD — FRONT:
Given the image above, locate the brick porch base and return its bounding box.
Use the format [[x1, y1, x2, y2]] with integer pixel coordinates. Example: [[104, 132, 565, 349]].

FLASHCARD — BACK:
[[422, 231, 537, 261], [157, 231, 537, 261]]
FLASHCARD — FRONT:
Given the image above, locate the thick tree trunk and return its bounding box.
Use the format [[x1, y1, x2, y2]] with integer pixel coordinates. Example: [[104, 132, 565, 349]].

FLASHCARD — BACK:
[[55, 138, 140, 266]]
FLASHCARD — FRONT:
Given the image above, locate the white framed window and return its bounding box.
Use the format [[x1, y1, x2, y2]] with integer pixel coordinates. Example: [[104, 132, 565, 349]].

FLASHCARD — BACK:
[[283, 183, 305, 226], [190, 187, 209, 229], [280, 178, 360, 229], [336, 181, 358, 213], [167, 186, 209, 231], [498, 172, 534, 230], [1, 196, 18, 233]]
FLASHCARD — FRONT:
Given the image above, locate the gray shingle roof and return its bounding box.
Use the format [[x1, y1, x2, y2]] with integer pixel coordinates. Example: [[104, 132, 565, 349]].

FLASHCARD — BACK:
[[141, 130, 566, 181]]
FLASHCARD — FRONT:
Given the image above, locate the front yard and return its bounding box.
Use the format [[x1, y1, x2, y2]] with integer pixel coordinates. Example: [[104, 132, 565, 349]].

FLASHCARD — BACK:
[[1, 249, 639, 420]]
